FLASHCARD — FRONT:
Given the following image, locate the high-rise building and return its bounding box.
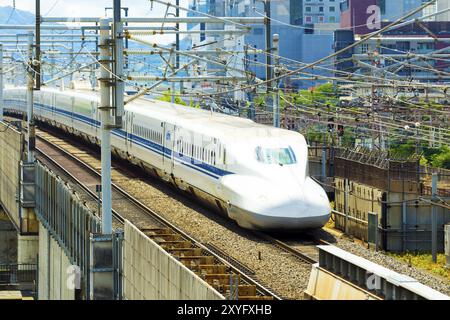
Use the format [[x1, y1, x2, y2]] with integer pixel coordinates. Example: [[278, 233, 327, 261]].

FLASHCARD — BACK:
[[340, 0, 427, 35], [185, 0, 340, 89], [187, 0, 305, 82], [303, 0, 341, 25], [436, 0, 450, 21]]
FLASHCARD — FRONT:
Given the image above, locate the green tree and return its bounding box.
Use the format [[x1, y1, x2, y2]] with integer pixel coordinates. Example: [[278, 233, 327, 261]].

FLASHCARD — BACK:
[[157, 91, 187, 106], [430, 146, 450, 169], [297, 83, 340, 107]]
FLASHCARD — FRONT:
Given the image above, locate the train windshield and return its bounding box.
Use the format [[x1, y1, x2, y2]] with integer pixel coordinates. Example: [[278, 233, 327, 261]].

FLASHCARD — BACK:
[[255, 146, 297, 165]]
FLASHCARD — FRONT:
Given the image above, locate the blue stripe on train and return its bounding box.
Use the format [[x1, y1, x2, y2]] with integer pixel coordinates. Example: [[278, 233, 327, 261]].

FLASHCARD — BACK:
[[4, 99, 232, 180]]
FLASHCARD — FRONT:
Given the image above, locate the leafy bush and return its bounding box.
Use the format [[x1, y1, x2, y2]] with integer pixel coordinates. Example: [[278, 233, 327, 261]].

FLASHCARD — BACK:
[[157, 91, 187, 106]]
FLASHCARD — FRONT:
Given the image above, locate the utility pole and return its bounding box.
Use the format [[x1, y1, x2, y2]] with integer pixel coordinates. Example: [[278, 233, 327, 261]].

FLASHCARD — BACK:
[[176, 0, 181, 94], [35, 0, 41, 90], [27, 32, 35, 162], [99, 18, 113, 234], [0, 44, 3, 122], [264, 0, 271, 89], [272, 33, 279, 128], [171, 43, 176, 104], [113, 0, 125, 128], [371, 84, 377, 150], [431, 173, 438, 263]]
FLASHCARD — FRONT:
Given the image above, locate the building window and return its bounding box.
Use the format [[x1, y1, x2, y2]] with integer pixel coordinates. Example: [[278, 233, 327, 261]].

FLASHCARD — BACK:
[[305, 16, 312, 23], [340, 0, 349, 11], [319, 6, 324, 12], [360, 44, 369, 54], [200, 22, 206, 42], [305, 6, 311, 12], [329, 6, 335, 12], [318, 16, 324, 23], [329, 16, 336, 22]]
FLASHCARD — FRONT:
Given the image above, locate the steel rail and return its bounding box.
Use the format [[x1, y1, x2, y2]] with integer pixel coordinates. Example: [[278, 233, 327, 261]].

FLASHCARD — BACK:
[[255, 231, 331, 265], [34, 131, 282, 300]]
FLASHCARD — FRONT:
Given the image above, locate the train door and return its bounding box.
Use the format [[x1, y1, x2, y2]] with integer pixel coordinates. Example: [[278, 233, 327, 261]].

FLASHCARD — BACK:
[[91, 100, 98, 137], [124, 111, 131, 153], [52, 91, 56, 120], [70, 96, 75, 129], [163, 122, 175, 175], [129, 112, 134, 151]]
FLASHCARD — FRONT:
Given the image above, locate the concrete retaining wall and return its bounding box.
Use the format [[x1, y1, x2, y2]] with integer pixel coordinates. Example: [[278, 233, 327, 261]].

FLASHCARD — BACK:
[[0, 122, 22, 230], [123, 221, 224, 300], [17, 234, 38, 264], [38, 221, 75, 300], [0, 122, 38, 234], [0, 209, 17, 264]]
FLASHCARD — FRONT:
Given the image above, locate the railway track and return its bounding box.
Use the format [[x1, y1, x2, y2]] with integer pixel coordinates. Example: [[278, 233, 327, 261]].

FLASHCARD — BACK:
[[257, 232, 330, 265], [34, 128, 281, 300], [26, 121, 338, 299]]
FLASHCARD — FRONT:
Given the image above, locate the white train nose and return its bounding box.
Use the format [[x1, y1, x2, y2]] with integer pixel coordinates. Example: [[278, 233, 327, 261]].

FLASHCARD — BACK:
[[229, 201, 330, 231], [228, 178, 331, 231]]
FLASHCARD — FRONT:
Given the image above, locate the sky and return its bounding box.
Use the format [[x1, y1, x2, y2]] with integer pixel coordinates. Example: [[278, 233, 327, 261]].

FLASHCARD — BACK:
[[0, 0, 190, 43], [0, 0, 189, 18]]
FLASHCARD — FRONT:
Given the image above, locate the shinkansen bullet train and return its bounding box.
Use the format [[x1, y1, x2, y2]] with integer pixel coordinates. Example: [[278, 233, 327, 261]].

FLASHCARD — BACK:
[[3, 87, 331, 231]]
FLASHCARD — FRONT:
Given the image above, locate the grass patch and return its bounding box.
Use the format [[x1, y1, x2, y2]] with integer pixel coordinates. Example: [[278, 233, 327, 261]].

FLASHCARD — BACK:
[[388, 252, 450, 280]]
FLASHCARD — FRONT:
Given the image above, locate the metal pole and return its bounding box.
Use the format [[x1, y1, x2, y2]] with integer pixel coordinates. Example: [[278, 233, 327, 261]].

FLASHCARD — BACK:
[[27, 32, 35, 163], [113, 0, 124, 128], [35, 0, 41, 90], [402, 201, 407, 252], [432, 173, 438, 263], [0, 44, 3, 122], [264, 0, 271, 88], [272, 33, 279, 128], [344, 179, 349, 234], [99, 18, 112, 234], [176, 0, 180, 69], [171, 43, 176, 104], [176, 0, 182, 95], [322, 143, 327, 180]]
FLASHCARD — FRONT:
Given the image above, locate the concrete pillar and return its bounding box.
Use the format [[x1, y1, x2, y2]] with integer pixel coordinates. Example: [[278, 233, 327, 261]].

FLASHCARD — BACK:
[[17, 234, 39, 264]]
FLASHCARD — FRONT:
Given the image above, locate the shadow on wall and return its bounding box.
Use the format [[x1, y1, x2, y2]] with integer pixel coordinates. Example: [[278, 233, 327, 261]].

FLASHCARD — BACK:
[[0, 210, 18, 264]]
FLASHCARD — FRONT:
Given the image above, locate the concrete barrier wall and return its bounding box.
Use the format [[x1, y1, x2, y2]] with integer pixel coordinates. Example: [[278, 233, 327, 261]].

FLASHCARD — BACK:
[[123, 221, 224, 300], [38, 221, 75, 300], [0, 122, 22, 230], [35, 162, 101, 299], [335, 177, 383, 241], [334, 177, 450, 252]]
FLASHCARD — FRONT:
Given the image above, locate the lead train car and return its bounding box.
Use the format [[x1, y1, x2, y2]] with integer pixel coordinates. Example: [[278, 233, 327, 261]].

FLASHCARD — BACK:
[[4, 87, 331, 231]]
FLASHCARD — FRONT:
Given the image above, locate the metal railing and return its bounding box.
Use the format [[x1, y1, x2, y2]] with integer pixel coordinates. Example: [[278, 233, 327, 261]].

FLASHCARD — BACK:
[[0, 264, 37, 285]]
